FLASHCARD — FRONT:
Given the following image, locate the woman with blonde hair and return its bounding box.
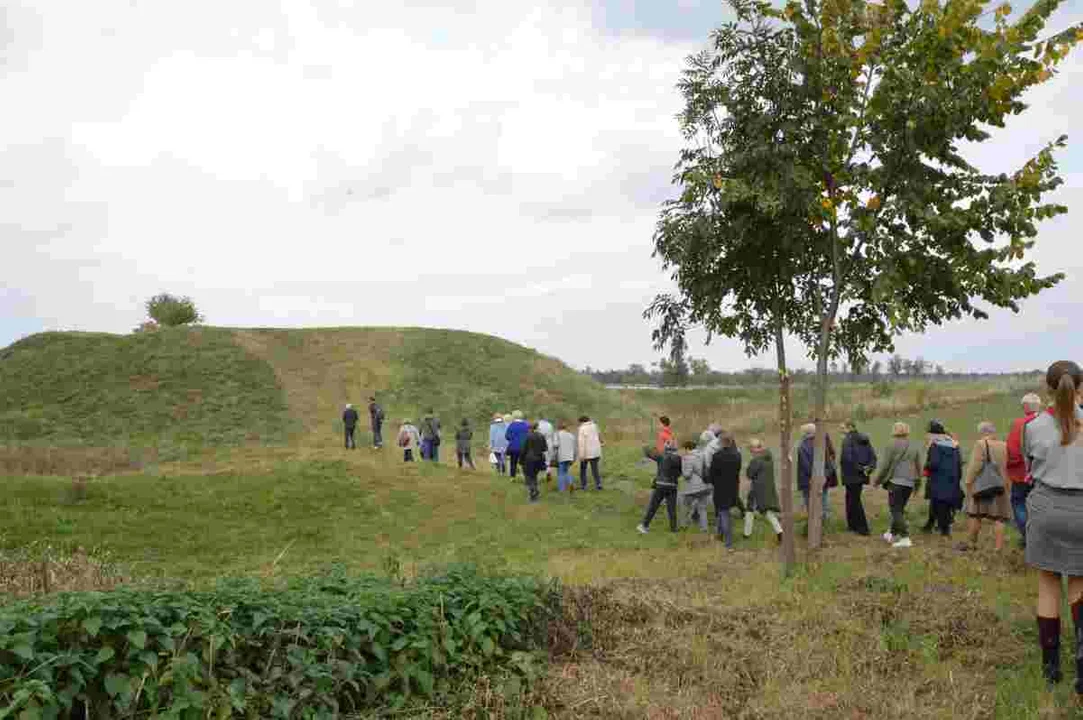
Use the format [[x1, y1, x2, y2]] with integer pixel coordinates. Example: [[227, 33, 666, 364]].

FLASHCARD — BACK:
[[874, 422, 923, 548], [962, 421, 1010, 551], [1025, 361, 1083, 689]]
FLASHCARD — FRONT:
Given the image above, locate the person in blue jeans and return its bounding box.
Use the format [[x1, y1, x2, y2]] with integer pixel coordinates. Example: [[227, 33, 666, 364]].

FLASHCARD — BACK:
[[555, 420, 577, 492], [796, 423, 837, 523], [420, 410, 441, 462], [1006, 393, 1042, 545]]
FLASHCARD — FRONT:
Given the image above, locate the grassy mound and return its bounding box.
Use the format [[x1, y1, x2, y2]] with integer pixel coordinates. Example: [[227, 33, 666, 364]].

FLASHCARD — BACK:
[[0, 326, 637, 454], [0, 328, 293, 451], [232, 327, 637, 442]]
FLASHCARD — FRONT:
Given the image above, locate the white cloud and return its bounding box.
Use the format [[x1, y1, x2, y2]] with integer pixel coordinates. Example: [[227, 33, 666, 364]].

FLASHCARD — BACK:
[[1, 0, 1080, 375]]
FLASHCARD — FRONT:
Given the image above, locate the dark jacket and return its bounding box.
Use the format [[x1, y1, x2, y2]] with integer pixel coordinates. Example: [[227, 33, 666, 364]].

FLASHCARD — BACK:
[[343, 408, 359, 429], [455, 426, 472, 453], [840, 431, 877, 486], [797, 434, 838, 491], [522, 430, 549, 466], [646, 446, 682, 489], [505, 420, 530, 453], [746, 449, 781, 512], [708, 445, 742, 510], [369, 402, 384, 427], [925, 436, 964, 508]]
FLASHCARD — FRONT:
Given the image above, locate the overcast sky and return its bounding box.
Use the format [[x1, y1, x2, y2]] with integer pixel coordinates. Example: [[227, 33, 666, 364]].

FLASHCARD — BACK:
[[2, 0, 1080, 373]]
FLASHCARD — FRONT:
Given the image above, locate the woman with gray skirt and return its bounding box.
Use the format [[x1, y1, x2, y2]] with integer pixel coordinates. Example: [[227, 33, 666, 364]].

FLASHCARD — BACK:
[[1026, 360, 1083, 690]]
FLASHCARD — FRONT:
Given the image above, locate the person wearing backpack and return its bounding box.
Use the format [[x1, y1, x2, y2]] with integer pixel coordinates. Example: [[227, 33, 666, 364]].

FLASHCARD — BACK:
[[923, 420, 964, 536], [420, 409, 441, 462], [961, 421, 1010, 551], [368, 396, 386, 449], [840, 420, 877, 536], [874, 422, 923, 548], [1006, 393, 1043, 546], [397, 419, 421, 462]]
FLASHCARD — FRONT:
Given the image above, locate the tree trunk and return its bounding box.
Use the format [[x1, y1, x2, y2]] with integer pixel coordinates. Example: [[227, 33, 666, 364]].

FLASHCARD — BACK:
[[775, 322, 796, 574]]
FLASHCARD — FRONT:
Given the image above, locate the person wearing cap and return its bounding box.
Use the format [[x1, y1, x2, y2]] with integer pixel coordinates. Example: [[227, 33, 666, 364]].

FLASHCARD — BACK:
[[874, 422, 923, 548], [488, 413, 509, 474], [342, 403, 359, 449], [1006, 392, 1044, 545]]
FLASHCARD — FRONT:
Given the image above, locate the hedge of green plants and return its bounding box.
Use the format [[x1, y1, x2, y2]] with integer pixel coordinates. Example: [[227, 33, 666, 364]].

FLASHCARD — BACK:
[[0, 567, 558, 718]]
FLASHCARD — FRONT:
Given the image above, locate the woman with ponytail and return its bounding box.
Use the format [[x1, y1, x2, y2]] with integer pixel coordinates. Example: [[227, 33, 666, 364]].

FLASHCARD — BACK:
[[1025, 360, 1083, 690]]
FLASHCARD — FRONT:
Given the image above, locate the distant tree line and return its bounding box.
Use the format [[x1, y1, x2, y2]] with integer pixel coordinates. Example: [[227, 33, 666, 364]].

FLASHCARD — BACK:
[[584, 354, 1038, 387]]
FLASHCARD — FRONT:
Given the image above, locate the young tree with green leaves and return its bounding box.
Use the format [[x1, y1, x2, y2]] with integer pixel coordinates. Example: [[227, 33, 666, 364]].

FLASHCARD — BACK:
[[145, 294, 202, 327], [649, 0, 1076, 553]]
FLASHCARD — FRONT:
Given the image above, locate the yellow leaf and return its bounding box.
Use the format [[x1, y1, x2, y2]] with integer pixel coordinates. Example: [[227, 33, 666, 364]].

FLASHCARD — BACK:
[[821, 198, 834, 210], [1037, 69, 1052, 82], [867, 195, 882, 211], [712, 175, 724, 190]]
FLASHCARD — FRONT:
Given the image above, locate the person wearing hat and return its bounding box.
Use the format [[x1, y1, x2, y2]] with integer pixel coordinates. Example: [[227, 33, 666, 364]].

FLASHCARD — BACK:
[[488, 413, 509, 474], [922, 419, 964, 536], [342, 403, 359, 449], [874, 422, 923, 548]]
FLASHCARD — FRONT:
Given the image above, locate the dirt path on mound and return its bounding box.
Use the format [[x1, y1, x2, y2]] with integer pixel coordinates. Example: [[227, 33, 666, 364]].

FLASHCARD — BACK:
[[232, 328, 402, 442]]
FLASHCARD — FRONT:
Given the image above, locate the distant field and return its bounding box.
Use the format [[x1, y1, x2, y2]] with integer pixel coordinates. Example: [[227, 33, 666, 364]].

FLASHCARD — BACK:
[[1, 327, 1073, 717]]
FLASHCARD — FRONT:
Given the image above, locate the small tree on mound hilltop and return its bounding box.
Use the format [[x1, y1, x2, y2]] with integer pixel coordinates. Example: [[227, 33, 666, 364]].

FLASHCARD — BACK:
[[145, 294, 202, 327]]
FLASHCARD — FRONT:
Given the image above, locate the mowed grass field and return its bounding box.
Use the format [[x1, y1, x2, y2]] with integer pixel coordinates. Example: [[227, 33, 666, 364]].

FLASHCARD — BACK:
[[1, 328, 1076, 717]]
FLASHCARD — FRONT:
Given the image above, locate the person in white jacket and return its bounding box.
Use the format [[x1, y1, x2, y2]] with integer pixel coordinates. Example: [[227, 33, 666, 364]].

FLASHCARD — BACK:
[[555, 420, 578, 492], [537, 417, 556, 483], [577, 415, 603, 490]]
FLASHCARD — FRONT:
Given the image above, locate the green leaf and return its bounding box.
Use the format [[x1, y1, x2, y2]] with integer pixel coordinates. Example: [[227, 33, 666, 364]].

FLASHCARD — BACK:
[[480, 637, 495, 657], [414, 669, 434, 696], [83, 616, 102, 637], [96, 646, 115, 663], [104, 673, 129, 697], [126, 630, 147, 650], [12, 644, 34, 661]]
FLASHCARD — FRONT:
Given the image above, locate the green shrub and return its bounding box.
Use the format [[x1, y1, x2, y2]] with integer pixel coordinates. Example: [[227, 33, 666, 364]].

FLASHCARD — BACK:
[[872, 381, 894, 399], [0, 566, 558, 718]]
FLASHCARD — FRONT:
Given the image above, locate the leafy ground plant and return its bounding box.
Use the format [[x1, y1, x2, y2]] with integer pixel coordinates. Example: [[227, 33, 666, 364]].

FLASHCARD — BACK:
[[0, 566, 558, 718]]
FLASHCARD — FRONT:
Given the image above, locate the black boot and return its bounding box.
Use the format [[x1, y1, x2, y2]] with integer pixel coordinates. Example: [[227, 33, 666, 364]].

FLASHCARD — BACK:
[[1038, 616, 1062, 685], [1073, 602, 1083, 694]]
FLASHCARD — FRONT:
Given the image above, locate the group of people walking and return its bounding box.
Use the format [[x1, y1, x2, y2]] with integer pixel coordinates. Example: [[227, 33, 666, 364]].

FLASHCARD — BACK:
[[486, 412, 604, 502]]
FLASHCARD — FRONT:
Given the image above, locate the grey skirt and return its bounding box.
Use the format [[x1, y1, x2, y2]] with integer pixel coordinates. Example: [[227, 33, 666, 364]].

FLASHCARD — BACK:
[[1026, 482, 1083, 575]]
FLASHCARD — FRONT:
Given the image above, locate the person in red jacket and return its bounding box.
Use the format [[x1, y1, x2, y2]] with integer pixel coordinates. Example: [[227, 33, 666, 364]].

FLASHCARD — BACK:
[[656, 416, 674, 453], [1006, 393, 1044, 546]]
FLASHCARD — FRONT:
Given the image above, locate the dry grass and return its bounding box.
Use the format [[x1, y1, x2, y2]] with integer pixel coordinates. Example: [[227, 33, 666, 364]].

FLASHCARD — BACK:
[[0, 544, 128, 598], [0, 446, 143, 476]]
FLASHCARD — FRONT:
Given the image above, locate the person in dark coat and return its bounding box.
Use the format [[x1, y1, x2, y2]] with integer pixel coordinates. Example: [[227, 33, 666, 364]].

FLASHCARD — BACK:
[[840, 421, 877, 536], [342, 403, 359, 449], [924, 420, 964, 536], [368, 396, 385, 449], [744, 439, 783, 541], [796, 424, 839, 524], [708, 432, 742, 548], [638, 441, 682, 533], [521, 422, 549, 502], [455, 419, 476, 470]]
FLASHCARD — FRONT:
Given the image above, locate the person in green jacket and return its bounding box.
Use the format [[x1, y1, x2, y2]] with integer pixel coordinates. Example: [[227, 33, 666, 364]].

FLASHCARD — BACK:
[[874, 422, 924, 548]]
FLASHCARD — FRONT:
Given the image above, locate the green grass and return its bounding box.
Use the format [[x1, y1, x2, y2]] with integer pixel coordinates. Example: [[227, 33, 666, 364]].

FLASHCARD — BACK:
[[2, 326, 1077, 717], [0, 328, 294, 452]]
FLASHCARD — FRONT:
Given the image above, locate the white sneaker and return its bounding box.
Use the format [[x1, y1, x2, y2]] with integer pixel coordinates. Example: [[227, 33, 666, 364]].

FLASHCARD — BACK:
[[892, 537, 913, 548], [636, 524, 649, 535], [882, 532, 894, 543]]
